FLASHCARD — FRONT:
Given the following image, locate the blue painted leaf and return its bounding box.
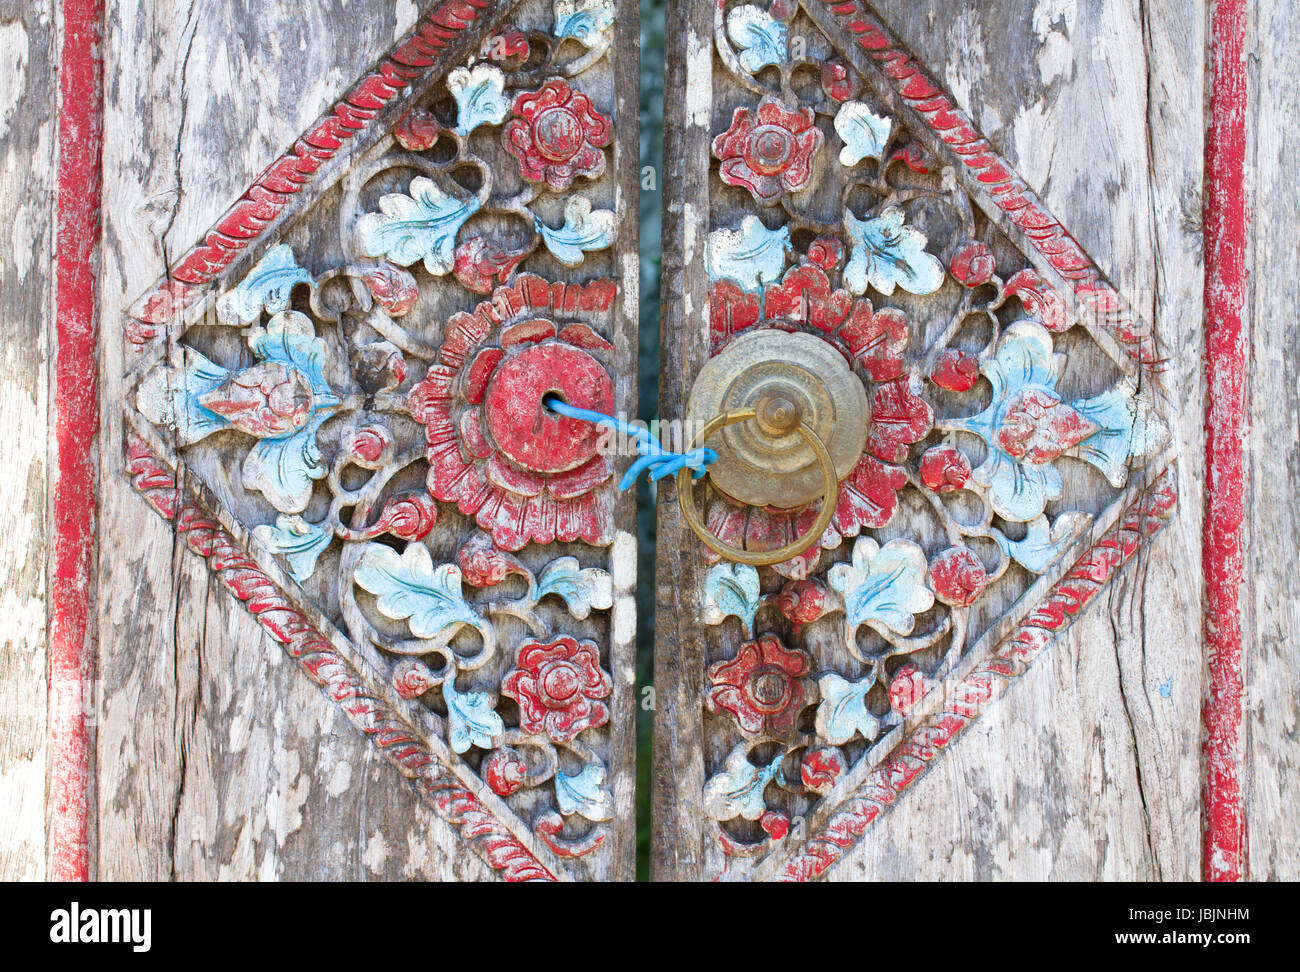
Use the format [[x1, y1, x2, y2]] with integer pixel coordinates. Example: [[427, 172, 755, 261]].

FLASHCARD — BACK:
[[447, 64, 509, 136], [703, 562, 761, 636], [555, 763, 615, 821], [554, 0, 614, 48], [815, 672, 880, 745], [535, 196, 616, 267], [353, 544, 484, 641], [726, 5, 788, 73], [249, 311, 333, 396], [702, 747, 784, 822], [443, 679, 504, 754], [253, 514, 333, 583], [992, 511, 1092, 574], [216, 244, 312, 325], [535, 557, 613, 620], [835, 101, 892, 166], [1070, 383, 1171, 487], [828, 537, 934, 637], [357, 176, 480, 275], [844, 207, 945, 296], [136, 346, 231, 444], [706, 216, 789, 290], [971, 449, 1062, 522], [241, 415, 334, 514]]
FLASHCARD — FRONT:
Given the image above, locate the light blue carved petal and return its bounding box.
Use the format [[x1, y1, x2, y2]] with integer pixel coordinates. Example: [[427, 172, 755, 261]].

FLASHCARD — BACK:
[[249, 313, 332, 396], [554, 0, 615, 48], [443, 679, 504, 755], [353, 544, 484, 641], [357, 176, 480, 276], [815, 672, 880, 745], [973, 450, 1062, 523], [726, 4, 788, 73], [706, 216, 789, 290], [982, 320, 1064, 402], [1070, 384, 1171, 487], [827, 537, 935, 637], [215, 244, 312, 326], [535, 196, 615, 267], [447, 64, 509, 136], [252, 514, 334, 583], [555, 763, 615, 821], [835, 101, 892, 166], [240, 412, 334, 514], [843, 208, 945, 297], [535, 557, 614, 620], [702, 747, 784, 822], [702, 562, 761, 635], [992, 511, 1092, 574], [136, 346, 231, 445]]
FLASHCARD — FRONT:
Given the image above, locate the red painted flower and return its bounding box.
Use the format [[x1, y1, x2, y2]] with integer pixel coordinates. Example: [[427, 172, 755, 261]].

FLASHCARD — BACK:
[[704, 264, 933, 577], [994, 388, 1098, 464], [706, 634, 814, 738], [504, 79, 612, 191], [929, 348, 980, 391], [919, 444, 971, 493], [198, 362, 313, 438], [712, 97, 824, 204], [888, 662, 930, 716], [801, 746, 848, 794], [502, 636, 612, 744], [948, 240, 996, 287], [928, 546, 989, 607], [483, 748, 528, 796], [408, 274, 618, 551]]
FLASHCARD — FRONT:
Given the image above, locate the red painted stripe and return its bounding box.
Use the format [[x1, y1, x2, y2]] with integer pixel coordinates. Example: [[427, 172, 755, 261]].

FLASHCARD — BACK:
[[50, 0, 104, 881], [1202, 0, 1248, 882]]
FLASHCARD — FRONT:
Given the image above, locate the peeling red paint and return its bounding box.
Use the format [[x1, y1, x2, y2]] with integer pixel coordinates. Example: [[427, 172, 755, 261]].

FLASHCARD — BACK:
[[1202, 0, 1248, 883], [50, 0, 104, 882]]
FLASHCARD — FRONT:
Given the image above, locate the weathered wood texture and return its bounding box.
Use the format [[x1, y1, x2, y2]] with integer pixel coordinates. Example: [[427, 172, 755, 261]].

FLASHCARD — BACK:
[[1243, 0, 1300, 881], [0, 0, 55, 882], [651, 0, 1252, 881]]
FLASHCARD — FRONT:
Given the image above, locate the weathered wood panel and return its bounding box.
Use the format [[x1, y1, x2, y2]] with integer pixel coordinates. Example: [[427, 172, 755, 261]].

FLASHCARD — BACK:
[[0, 0, 55, 882], [1244, 0, 1300, 881]]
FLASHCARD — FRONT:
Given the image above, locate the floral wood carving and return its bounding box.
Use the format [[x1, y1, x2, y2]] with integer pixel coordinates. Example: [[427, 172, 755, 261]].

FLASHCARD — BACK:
[[124, 0, 633, 882], [691, 0, 1177, 880]]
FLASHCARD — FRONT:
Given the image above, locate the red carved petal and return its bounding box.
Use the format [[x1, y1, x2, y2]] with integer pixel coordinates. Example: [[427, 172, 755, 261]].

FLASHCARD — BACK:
[[834, 453, 908, 534], [865, 378, 934, 463]]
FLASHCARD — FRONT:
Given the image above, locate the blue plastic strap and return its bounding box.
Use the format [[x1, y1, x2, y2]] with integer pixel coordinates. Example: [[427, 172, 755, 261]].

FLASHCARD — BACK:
[[543, 396, 717, 491]]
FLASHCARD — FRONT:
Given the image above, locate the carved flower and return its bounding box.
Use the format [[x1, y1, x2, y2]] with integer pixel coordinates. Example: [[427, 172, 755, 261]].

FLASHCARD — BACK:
[[928, 546, 989, 607], [705, 264, 933, 577], [706, 634, 814, 738], [198, 361, 314, 438], [712, 97, 824, 203], [502, 636, 612, 744], [504, 79, 612, 191], [408, 274, 618, 551]]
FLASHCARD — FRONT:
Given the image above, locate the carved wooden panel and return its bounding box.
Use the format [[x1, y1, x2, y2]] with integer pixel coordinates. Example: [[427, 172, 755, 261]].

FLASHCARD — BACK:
[[105, 0, 639, 882], [653, 0, 1190, 881]]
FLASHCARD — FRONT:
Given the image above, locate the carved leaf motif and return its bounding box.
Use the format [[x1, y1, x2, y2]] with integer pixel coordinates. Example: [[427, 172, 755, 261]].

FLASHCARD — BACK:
[[834, 101, 892, 166], [357, 176, 480, 275], [215, 244, 311, 325], [253, 514, 333, 583], [1070, 382, 1171, 487], [702, 747, 784, 822], [353, 544, 484, 641], [992, 511, 1093, 575], [843, 207, 945, 297], [706, 216, 789, 291], [442, 678, 504, 754], [447, 64, 509, 136], [814, 672, 880, 745], [703, 562, 761, 636], [554, 0, 615, 48], [555, 764, 615, 821], [828, 537, 935, 637], [726, 5, 788, 73], [535, 557, 614, 620], [535, 196, 616, 267]]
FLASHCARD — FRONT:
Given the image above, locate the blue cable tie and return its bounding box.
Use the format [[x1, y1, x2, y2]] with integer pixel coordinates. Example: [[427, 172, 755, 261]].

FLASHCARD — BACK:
[[543, 395, 717, 491]]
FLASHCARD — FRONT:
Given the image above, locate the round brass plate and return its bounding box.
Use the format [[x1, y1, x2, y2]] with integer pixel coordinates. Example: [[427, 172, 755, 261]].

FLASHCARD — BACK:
[[686, 329, 870, 508]]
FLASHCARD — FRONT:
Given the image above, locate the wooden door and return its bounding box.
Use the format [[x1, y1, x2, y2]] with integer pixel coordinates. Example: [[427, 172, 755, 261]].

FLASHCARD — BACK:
[[81, 0, 641, 882], [650, 0, 1293, 882]]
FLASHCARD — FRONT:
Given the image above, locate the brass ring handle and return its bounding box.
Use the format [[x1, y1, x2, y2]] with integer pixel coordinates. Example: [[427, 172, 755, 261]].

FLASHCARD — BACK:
[[677, 408, 839, 566]]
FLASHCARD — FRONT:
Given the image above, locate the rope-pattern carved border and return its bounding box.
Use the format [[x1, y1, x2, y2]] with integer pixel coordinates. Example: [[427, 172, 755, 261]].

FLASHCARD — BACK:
[[777, 467, 1178, 881], [126, 434, 556, 882], [812, 0, 1162, 370], [126, 0, 496, 344]]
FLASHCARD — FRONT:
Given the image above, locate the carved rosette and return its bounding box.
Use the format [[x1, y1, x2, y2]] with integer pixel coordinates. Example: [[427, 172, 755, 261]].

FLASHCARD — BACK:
[[696, 0, 1173, 872], [126, 0, 627, 877]]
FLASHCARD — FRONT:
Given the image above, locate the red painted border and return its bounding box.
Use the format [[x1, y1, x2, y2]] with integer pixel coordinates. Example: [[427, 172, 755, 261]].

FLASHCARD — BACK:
[[1202, 0, 1248, 883], [50, 0, 105, 882]]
